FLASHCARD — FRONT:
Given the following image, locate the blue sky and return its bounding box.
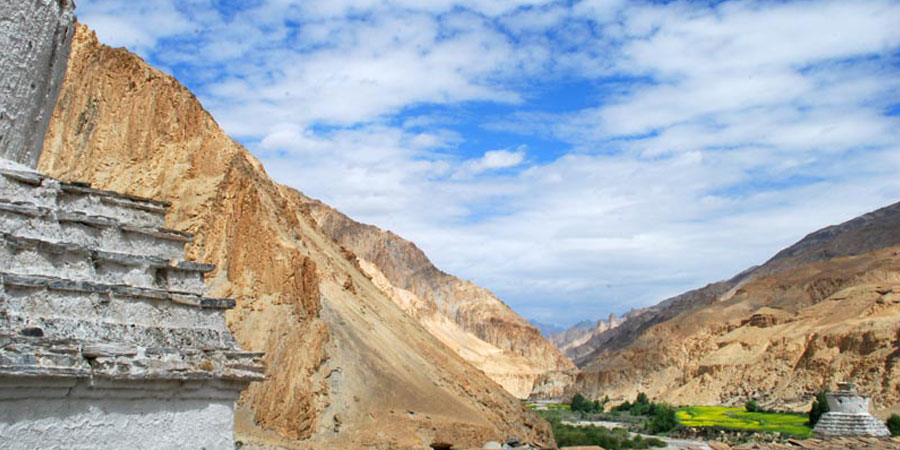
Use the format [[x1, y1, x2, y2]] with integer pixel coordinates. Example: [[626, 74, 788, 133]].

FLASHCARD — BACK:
[[77, 0, 900, 327]]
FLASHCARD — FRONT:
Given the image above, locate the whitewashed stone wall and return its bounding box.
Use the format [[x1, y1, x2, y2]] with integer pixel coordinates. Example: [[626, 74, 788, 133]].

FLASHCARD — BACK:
[[0, 161, 264, 450], [813, 383, 891, 438], [0, 0, 75, 167], [0, 378, 241, 450], [0, 3, 264, 449]]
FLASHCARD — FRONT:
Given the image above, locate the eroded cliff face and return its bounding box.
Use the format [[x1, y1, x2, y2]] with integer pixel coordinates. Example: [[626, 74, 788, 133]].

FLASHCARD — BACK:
[[304, 199, 574, 398], [39, 24, 554, 449], [567, 202, 900, 417]]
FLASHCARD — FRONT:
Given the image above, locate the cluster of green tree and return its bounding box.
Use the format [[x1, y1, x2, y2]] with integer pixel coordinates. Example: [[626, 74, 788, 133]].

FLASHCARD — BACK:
[[612, 392, 653, 415], [807, 391, 830, 427], [744, 401, 788, 414], [609, 392, 678, 434], [646, 404, 678, 434], [570, 393, 608, 413], [886, 413, 900, 437], [541, 414, 666, 449]]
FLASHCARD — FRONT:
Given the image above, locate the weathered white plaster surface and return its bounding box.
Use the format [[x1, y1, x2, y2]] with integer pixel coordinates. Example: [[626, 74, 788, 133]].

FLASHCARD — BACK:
[[813, 383, 891, 438], [0, 158, 37, 173], [0, 6, 262, 450], [0, 379, 239, 450], [0, 157, 263, 450], [825, 391, 870, 414], [0, 0, 75, 167]]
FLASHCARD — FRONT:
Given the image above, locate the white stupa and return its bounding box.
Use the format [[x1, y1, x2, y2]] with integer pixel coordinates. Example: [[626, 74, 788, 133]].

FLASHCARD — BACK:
[[813, 382, 891, 438], [0, 1, 263, 448]]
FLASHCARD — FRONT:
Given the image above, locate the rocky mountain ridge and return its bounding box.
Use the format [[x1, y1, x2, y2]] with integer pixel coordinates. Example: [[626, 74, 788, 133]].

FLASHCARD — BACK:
[[552, 201, 900, 416], [302, 198, 574, 398], [550, 314, 623, 363], [530, 320, 566, 337], [38, 24, 555, 449]]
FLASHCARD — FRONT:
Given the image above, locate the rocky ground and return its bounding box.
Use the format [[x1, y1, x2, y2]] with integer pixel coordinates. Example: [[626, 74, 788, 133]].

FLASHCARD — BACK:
[[556, 436, 900, 450], [701, 437, 900, 450]]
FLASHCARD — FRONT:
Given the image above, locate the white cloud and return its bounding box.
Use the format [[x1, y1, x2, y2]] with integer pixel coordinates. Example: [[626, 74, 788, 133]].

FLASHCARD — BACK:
[[77, 1, 195, 50], [454, 147, 527, 179], [74, 0, 900, 325]]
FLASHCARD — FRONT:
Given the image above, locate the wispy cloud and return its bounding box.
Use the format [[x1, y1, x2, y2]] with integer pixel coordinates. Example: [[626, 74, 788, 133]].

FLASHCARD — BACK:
[[454, 147, 527, 179], [75, 0, 900, 325]]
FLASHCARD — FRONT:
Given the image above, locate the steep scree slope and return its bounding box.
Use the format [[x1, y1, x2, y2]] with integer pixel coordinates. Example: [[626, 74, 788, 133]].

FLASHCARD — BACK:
[[39, 24, 554, 449]]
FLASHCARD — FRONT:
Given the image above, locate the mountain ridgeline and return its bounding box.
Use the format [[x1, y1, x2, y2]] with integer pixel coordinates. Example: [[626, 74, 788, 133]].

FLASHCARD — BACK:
[[547, 201, 900, 416]]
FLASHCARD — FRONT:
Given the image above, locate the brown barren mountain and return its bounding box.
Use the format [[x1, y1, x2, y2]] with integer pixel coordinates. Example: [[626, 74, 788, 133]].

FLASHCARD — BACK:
[[562, 202, 900, 416], [303, 199, 574, 398], [39, 24, 555, 449]]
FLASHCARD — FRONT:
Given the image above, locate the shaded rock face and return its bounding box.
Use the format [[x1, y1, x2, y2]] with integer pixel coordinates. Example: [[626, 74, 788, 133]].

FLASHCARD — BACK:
[[304, 198, 574, 399], [568, 202, 900, 415], [39, 24, 555, 449], [0, 0, 75, 167]]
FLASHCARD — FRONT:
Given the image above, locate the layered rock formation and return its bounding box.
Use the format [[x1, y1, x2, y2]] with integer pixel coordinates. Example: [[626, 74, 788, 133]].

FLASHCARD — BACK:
[[38, 24, 554, 449], [564, 202, 900, 416], [303, 199, 574, 398]]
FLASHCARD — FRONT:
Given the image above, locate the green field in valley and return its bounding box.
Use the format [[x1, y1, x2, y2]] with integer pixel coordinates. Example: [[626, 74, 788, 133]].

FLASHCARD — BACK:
[[526, 402, 571, 411], [676, 406, 812, 437]]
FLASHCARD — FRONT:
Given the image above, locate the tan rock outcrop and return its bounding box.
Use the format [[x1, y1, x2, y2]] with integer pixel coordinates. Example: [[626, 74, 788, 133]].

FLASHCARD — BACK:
[[305, 199, 575, 398], [39, 24, 554, 449]]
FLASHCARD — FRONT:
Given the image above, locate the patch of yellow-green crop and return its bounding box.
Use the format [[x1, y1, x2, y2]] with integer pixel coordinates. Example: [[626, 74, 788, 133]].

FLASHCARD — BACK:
[[676, 406, 812, 437], [525, 402, 571, 411], [548, 403, 572, 411]]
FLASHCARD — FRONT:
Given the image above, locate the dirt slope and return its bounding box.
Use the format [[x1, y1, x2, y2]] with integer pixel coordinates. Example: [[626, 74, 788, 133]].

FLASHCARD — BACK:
[[303, 199, 574, 398], [39, 24, 554, 449], [564, 203, 900, 416]]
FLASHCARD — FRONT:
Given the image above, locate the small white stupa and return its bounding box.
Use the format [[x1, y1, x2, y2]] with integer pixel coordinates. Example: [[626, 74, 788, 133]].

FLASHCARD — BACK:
[[813, 382, 891, 438]]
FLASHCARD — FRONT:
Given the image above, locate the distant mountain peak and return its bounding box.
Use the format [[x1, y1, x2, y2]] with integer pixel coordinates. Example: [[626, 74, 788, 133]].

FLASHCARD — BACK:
[[544, 200, 900, 413]]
